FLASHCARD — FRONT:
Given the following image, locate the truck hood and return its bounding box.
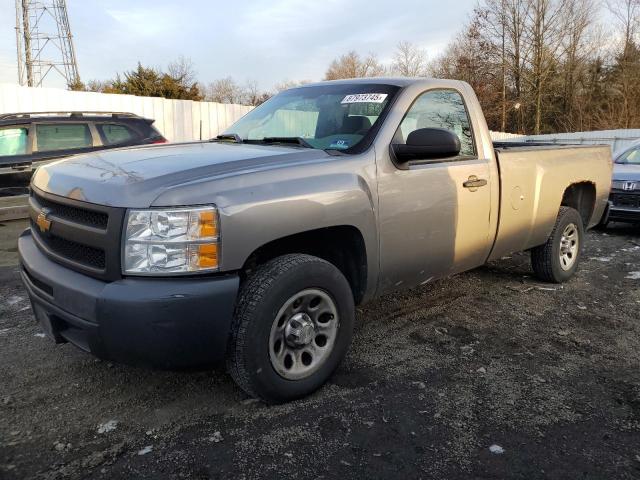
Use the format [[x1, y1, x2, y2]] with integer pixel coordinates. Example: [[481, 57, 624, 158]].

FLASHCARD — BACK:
[[613, 163, 640, 182], [32, 142, 331, 208]]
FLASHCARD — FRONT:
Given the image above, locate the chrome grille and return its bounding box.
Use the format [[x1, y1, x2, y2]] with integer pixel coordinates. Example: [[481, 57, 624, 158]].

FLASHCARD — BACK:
[[33, 191, 108, 230], [611, 193, 640, 209]]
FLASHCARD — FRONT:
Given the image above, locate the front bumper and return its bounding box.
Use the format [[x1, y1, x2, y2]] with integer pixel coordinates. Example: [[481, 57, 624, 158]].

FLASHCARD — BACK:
[[608, 206, 640, 223], [608, 191, 640, 223], [609, 207, 640, 223], [18, 229, 240, 368]]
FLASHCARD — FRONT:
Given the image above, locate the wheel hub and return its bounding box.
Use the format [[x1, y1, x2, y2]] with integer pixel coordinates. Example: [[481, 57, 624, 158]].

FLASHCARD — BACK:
[[285, 313, 316, 347], [559, 223, 579, 271], [268, 289, 339, 381]]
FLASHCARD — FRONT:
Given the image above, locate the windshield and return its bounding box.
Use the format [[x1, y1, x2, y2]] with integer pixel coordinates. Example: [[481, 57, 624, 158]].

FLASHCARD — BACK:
[[222, 83, 400, 152], [616, 146, 640, 165]]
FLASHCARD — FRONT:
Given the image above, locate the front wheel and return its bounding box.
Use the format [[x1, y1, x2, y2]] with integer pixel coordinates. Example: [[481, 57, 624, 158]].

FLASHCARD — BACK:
[[531, 206, 584, 283], [226, 254, 354, 404]]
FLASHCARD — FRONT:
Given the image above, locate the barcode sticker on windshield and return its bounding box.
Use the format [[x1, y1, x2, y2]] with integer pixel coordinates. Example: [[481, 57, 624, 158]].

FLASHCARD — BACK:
[[341, 93, 388, 104]]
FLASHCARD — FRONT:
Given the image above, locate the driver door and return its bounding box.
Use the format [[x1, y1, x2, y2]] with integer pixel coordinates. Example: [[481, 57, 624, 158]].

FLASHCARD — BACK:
[[377, 89, 493, 293]]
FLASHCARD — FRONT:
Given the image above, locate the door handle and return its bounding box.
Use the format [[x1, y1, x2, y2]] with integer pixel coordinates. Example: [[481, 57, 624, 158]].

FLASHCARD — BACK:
[[463, 175, 487, 191]]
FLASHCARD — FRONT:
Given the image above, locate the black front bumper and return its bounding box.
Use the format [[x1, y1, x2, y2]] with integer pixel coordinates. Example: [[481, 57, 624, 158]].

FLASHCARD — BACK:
[[608, 192, 640, 223], [18, 229, 240, 368], [608, 206, 640, 223]]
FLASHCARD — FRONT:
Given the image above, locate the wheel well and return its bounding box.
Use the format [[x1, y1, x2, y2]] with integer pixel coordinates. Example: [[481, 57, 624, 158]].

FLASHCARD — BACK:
[[241, 226, 368, 305], [561, 182, 596, 227]]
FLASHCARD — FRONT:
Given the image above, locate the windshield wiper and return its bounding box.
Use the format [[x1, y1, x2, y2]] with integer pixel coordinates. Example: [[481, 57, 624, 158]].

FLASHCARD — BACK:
[[212, 135, 314, 149], [258, 137, 314, 148], [212, 133, 242, 143]]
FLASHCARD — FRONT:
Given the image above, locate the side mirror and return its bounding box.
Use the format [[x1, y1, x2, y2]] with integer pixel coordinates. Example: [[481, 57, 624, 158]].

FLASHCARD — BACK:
[[391, 128, 461, 163]]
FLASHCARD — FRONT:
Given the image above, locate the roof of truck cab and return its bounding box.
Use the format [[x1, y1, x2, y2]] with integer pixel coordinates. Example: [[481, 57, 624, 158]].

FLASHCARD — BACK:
[[300, 77, 461, 88]]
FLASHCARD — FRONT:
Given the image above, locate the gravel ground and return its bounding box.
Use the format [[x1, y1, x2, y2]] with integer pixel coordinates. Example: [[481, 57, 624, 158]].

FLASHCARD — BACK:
[[1, 219, 639, 480]]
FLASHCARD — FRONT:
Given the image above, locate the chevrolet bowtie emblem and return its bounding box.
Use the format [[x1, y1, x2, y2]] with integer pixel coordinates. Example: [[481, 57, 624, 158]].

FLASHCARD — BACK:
[[36, 208, 52, 233]]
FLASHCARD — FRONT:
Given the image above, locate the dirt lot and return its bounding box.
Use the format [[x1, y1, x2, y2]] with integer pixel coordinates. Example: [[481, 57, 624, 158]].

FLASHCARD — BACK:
[[1, 218, 639, 480]]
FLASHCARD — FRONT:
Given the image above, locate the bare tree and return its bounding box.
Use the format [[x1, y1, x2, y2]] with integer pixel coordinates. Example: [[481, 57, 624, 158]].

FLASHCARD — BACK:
[[526, 0, 567, 134], [392, 41, 428, 77], [429, 12, 505, 129], [558, 0, 595, 130], [606, 0, 640, 128], [359, 53, 387, 77], [608, 0, 640, 45], [205, 77, 246, 104], [462, 0, 531, 132], [243, 79, 268, 106], [273, 79, 311, 92], [324, 51, 386, 80], [429, 0, 639, 133], [504, 0, 530, 132], [167, 56, 197, 86], [475, 1, 513, 132]]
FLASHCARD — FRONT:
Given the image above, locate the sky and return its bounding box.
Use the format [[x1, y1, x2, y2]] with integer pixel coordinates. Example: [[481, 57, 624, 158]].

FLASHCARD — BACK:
[[0, 0, 473, 90]]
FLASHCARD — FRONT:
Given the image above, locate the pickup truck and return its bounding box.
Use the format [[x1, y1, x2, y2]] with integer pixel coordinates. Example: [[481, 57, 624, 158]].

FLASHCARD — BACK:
[[18, 78, 612, 403]]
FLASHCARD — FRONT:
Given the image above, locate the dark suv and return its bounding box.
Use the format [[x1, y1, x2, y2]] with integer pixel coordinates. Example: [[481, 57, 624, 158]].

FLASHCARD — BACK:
[[0, 112, 167, 178]]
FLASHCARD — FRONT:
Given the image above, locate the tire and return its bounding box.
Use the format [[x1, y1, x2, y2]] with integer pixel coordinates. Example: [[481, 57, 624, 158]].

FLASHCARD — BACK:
[[226, 254, 354, 404], [531, 206, 584, 283]]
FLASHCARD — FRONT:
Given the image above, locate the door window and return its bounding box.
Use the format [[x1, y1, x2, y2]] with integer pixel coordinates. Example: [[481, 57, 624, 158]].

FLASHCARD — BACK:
[[97, 123, 137, 145], [397, 89, 476, 157], [0, 127, 28, 156], [36, 123, 92, 152]]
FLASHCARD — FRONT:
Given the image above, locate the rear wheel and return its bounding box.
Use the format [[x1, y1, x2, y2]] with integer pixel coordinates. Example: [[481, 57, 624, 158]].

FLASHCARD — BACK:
[[531, 206, 584, 283], [226, 254, 354, 404]]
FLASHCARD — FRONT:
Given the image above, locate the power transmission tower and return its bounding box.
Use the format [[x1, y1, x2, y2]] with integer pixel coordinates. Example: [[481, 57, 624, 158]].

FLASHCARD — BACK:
[[15, 0, 80, 87]]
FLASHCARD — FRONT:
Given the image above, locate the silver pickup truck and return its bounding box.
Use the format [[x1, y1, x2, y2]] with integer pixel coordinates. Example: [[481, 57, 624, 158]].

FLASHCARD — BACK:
[[19, 78, 612, 403]]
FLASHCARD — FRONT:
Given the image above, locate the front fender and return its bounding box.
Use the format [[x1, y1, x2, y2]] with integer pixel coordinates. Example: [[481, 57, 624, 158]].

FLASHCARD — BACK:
[[217, 171, 377, 278], [150, 152, 379, 299]]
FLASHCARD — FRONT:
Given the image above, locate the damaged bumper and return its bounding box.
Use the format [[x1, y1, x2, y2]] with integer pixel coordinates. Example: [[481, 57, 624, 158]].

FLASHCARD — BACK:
[[18, 229, 239, 368]]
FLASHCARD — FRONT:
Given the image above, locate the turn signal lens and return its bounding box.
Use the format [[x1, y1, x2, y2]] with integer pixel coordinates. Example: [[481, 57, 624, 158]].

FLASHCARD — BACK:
[[198, 210, 217, 238], [191, 243, 218, 269]]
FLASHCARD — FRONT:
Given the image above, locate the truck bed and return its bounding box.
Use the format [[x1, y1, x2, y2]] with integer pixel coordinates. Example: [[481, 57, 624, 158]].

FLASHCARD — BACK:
[[493, 141, 585, 150], [487, 144, 612, 261]]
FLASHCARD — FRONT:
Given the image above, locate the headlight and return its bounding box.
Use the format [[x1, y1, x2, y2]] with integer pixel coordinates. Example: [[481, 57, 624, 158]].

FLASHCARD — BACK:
[[123, 206, 219, 275]]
